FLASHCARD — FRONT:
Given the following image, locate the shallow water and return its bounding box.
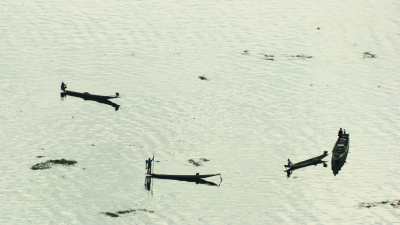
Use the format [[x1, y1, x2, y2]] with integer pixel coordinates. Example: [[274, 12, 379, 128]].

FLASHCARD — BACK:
[[1, 1, 400, 224]]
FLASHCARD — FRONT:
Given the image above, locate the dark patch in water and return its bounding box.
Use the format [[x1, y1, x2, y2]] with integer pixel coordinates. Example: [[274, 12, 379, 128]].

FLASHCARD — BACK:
[[188, 159, 201, 166], [290, 54, 313, 59], [31, 159, 77, 170], [241, 50, 249, 55], [188, 158, 210, 167], [102, 212, 119, 217], [36, 155, 45, 158], [359, 200, 400, 209], [263, 54, 274, 61], [363, 51, 376, 58], [102, 209, 154, 218], [116, 209, 136, 214], [198, 75, 208, 81]]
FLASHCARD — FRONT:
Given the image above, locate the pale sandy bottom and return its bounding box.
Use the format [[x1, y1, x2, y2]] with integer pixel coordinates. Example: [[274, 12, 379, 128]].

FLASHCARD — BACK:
[[0, 1, 399, 224]]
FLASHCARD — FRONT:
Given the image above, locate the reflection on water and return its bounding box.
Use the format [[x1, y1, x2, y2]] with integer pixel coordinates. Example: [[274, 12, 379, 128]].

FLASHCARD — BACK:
[[144, 175, 221, 192]]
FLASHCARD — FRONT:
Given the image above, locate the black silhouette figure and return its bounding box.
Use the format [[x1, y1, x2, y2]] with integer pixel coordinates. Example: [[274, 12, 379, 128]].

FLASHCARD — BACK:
[[144, 156, 221, 191], [60, 82, 120, 111], [284, 151, 328, 177]]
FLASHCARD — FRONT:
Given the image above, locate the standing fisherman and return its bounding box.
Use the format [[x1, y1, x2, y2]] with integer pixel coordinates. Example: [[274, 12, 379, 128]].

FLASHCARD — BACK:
[[146, 157, 152, 174]]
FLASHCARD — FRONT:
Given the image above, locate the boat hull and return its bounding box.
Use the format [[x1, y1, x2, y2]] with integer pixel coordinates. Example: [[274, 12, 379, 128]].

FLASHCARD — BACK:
[[284, 151, 328, 177], [61, 90, 120, 110], [63, 90, 117, 101], [331, 133, 350, 175], [149, 173, 220, 180]]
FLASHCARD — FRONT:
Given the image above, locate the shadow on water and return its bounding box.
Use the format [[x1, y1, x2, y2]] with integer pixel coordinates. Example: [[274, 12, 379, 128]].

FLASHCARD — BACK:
[[60, 82, 120, 111], [144, 175, 221, 192]]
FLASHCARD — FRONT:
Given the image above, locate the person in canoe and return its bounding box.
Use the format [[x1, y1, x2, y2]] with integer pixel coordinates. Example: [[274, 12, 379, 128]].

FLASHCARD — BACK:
[[145, 157, 153, 174], [338, 128, 343, 137], [61, 82, 67, 92]]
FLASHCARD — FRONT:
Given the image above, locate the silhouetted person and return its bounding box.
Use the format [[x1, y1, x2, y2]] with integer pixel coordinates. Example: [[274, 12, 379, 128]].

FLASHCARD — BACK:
[[61, 82, 67, 92], [338, 128, 343, 137], [146, 157, 153, 174]]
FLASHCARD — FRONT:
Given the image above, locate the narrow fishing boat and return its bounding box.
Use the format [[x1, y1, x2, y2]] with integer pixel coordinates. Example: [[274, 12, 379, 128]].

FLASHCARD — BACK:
[[149, 173, 221, 180], [145, 156, 221, 182], [62, 90, 119, 101], [60, 82, 120, 110], [331, 128, 350, 176], [284, 151, 328, 177]]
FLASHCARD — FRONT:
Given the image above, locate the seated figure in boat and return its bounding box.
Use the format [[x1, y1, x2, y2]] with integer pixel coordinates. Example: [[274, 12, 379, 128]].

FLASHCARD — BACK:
[[61, 82, 67, 92], [338, 128, 343, 137]]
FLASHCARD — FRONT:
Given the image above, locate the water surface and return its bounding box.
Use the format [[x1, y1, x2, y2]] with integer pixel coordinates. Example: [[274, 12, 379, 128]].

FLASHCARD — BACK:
[[1, 1, 400, 224]]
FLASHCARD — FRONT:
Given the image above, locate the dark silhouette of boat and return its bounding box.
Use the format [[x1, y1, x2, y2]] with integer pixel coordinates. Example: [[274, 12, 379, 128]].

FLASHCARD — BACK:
[[62, 90, 119, 101], [144, 175, 219, 192], [331, 129, 350, 175], [60, 82, 120, 110], [284, 151, 328, 177], [144, 156, 221, 191], [149, 173, 221, 180]]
